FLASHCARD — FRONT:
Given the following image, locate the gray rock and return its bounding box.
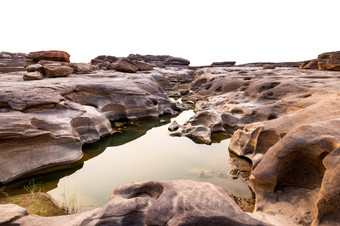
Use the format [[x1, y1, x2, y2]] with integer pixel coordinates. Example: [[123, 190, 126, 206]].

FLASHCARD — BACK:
[[109, 58, 139, 73], [133, 60, 154, 71], [168, 120, 180, 131], [0, 69, 181, 183], [70, 63, 94, 74], [0, 204, 28, 224], [26, 63, 43, 72], [23, 71, 43, 80], [211, 61, 236, 67], [8, 180, 266, 226]]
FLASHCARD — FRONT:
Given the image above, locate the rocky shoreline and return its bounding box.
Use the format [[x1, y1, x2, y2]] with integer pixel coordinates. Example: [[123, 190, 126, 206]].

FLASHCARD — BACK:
[[1, 50, 339, 225]]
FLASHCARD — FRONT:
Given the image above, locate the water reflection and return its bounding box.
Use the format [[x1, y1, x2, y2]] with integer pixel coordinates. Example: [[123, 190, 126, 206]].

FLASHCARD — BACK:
[[6, 111, 252, 212]]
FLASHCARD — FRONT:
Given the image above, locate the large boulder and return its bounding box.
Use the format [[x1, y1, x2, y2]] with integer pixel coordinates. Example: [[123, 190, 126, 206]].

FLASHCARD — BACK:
[[109, 58, 139, 73], [164, 56, 190, 66], [299, 59, 319, 69], [5, 180, 266, 226], [318, 51, 340, 71], [23, 71, 44, 81], [43, 64, 73, 77], [70, 63, 95, 74], [132, 60, 154, 71], [27, 50, 70, 63]]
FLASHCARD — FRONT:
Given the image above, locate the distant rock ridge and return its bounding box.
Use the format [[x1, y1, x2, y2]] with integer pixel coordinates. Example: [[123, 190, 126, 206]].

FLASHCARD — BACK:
[[91, 54, 190, 72]]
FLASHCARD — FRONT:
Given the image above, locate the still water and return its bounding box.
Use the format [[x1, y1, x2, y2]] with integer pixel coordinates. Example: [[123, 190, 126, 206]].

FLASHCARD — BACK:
[[41, 110, 251, 211]]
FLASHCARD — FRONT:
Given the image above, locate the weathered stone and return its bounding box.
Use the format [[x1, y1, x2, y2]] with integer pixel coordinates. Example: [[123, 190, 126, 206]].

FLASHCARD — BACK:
[[109, 58, 139, 73], [211, 61, 236, 67], [43, 65, 73, 77], [27, 50, 70, 63], [0, 69, 183, 183], [23, 71, 43, 80], [299, 59, 319, 69], [7, 180, 266, 226], [0, 204, 28, 224], [26, 63, 43, 72], [70, 63, 94, 74], [164, 56, 190, 66], [318, 58, 340, 71], [262, 64, 276, 69], [168, 120, 179, 131], [133, 60, 154, 71], [0, 52, 27, 73]]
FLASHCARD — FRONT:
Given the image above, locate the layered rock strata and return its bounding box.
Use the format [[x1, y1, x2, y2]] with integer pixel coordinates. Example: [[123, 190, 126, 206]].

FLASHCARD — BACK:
[[0, 69, 186, 184], [0, 52, 27, 73], [25, 50, 74, 79], [299, 51, 340, 71]]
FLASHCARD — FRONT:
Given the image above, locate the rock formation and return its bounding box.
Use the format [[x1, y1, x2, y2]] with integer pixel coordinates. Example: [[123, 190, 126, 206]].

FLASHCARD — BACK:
[[2, 180, 267, 226], [0, 67, 188, 184], [1, 50, 340, 226], [91, 54, 190, 71], [0, 52, 27, 73], [25, 50, 74, 78], [299, 51, 340, 71]]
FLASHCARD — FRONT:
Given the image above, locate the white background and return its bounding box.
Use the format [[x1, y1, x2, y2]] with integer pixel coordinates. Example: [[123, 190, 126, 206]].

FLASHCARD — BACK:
[[0, 0, 339, 65]]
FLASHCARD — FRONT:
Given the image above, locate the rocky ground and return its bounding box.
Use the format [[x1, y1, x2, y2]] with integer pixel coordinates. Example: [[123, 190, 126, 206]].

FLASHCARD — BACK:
[[1, 51, 340, 225]]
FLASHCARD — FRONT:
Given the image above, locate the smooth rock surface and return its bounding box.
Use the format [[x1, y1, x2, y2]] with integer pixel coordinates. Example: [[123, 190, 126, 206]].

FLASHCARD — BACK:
[[109, 58, 139, 73], [0, 68, 185, 184], [5, 180, 267, 226]]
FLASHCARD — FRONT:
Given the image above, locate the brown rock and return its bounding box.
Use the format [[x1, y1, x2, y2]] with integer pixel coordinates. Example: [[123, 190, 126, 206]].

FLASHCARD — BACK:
[[133, 60, 154, 71], [164, 56, 190, 66], [27, 50, 70, 63], [26, 64, 43, 73], [211, 61, 236, 67], [262, 64, 276, 69], [109, 58, 138, 73], [43, 65, 73, 77], [318, 58, 340, 71], [23, 71, 43, 81], [299, 59, 319, 69], [70, 63, 94, 74]]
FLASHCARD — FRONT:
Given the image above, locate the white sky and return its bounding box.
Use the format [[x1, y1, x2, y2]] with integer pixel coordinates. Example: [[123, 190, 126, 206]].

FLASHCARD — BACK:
[[1, 0, 339, 65]]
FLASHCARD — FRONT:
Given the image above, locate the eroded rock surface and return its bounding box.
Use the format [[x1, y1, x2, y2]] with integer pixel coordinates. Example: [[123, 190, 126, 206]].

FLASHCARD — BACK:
[[169, 64, 340, 225], [0, 68, 187, 184], [4, 180, 267, 226]]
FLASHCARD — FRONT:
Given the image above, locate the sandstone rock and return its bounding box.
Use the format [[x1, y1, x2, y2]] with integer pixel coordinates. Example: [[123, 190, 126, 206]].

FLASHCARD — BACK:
[[164, 56, 190, 66], [43, 65, 73, 77], [299, 59, 319, 69], [168, 120, 179, 131], [109, 58, 139, 73], [133, 60, 154, 71], [318, 58, 340, 71], [0, 52, 27, 73], [211, 61, 236, 67], [0, 204, 28, 224], [27, 50, 70, 63], [70, 63, 94, 74], [38, 60, 70, 66], [90, 59, 110, 69], [262, 64, 276, 69], [0, 69, 183, 183], [26, 63, 43, 72], [23, 71, 43, 80], [7, 180, 266, 226]]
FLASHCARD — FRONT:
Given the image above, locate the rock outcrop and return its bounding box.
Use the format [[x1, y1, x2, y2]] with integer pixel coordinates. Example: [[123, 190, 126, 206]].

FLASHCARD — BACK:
[[91, 54, 190, 70], [299, 51, 340, 71], [169, 63, 340, 225], [211, 61, 236, 67], [0, 68, 187, 184], [3, 180, 267, 226], [0, 52, 27, 73], [25, 50, 73, 78]]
